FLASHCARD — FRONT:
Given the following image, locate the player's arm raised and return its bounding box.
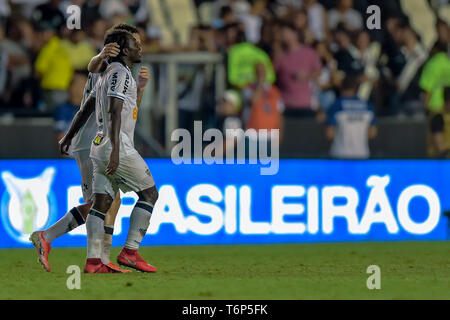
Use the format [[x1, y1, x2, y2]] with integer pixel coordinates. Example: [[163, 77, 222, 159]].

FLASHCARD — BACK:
[[59, 96, 96, 155], [88, 42, 120, 74], [106, 97, 123, 175], [137, 66, 150, 108]]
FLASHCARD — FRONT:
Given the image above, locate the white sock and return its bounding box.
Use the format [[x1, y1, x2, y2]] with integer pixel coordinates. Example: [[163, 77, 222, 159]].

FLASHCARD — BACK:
[[43, 207, 85, 243], [101, 225, 114, 264], [86, 209, 105, 259], [124, 201, 153, 250]]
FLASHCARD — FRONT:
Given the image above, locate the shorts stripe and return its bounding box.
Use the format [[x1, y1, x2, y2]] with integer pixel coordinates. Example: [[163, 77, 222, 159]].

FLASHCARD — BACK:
[[70, 207, 85, 225], [89, 209, 106, 220], [135, 201, 153, 214], [107, 93, 125, 100]]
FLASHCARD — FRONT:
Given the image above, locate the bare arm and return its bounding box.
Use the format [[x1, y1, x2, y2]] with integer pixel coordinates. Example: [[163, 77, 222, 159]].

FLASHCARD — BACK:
[[137, 88, 144, 108], [87, 43, 120, 73], [106, 97, 123, 175], [136, 66, 150, 108], [59, 96, 96, 155]]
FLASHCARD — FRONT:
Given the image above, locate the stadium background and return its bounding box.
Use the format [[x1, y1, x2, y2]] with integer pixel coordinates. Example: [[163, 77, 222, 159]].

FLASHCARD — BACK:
[[0, 0, 449, 300]]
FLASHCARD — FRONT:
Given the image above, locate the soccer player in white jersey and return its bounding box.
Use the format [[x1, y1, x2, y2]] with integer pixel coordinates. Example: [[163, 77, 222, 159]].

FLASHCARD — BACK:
[[30, 24, 149, 273], [60, 29, 158, 273]]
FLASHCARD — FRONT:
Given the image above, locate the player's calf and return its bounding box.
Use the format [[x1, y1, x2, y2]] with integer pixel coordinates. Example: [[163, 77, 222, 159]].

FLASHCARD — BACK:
[[101, 192, 121, 264], [30, 202, 90, 272], [85, 193, 114, 272], [117, 187, 158, 273]]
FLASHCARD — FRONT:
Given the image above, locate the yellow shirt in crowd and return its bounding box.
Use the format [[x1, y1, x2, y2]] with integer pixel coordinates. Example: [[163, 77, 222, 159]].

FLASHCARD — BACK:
[[35, 36, 73, 90], [60, 39, 96, 71]]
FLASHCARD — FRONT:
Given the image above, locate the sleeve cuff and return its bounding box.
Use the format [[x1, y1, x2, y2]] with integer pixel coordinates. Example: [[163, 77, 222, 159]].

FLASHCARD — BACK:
[[107, 93, 125, 101]]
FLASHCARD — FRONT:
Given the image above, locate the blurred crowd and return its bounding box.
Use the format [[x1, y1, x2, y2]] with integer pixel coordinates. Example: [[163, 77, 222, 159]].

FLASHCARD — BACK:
[[0, 0, 449, 158]]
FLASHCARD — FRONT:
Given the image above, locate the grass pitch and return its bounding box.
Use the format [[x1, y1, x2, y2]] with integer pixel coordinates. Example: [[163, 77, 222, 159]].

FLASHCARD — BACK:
[[0, 242, 449, 300]]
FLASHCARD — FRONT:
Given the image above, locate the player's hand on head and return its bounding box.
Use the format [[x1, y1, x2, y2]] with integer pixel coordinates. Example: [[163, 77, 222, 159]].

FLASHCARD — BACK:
[[100, 42, 120, 59], [138, 66, 150, 89], [58, 137, 71, 156], [106, 150, 119, 175]]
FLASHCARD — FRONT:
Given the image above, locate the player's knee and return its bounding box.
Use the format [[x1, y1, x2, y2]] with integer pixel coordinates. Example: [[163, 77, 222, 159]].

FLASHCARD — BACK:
[[77, 201, 93, 220], [139, 187, 158, 205], [92, 194, 113, 213], [151, 188, 159, 203]]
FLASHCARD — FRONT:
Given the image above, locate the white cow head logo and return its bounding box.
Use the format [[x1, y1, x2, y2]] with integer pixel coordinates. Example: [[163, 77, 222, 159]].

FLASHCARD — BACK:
[[1, 168, 56, 243]]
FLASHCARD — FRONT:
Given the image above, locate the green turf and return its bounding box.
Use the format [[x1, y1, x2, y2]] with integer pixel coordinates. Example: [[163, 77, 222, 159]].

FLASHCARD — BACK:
[[0, 242, 449, 300]]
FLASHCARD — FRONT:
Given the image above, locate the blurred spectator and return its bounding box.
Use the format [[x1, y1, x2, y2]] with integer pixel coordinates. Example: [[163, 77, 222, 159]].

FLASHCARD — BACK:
[[124, 0, 149, 24], [136, 22, 162, 54], [99, 0, 130, 25], [0, 0, 10, 23], [80, 0, 102, 28], [290, 9, 314, 46], [393, 23, 428, 116], [31, 0, 65, 32], [88, 17, 108, 51], [1, 18, 31, 96], [304, 0, 328, 42], [326, 75, 377, 159], [217, 89, 242, 131], [227, 25, 275, 88], [354, 30, 381, 102], [61, 30, 96, 70], [274, 22, 321, 118], [314, 41, 342, 113], [176, 25, 216, 135], [420, 41, 450, 115], [383, 16, 408, 79], [239, 0, 267, 44], [333, 27, 364, 76], [186, 25, 217, 53], [1, 16, 40, 109], [428, 87, 450, 158], [53, 71, 87, 142], [435, 18, 450, 53], [242, 62, 284, 135], [212, 5, 236, 29], [217, 89, 243, 156], [328, 0, 363, 31], [241, 62, 283, 158], [34, 23, 73, 111], [420, 41, 450, 157], [257, 18, 278, 57], [271, 0, 302, 17]]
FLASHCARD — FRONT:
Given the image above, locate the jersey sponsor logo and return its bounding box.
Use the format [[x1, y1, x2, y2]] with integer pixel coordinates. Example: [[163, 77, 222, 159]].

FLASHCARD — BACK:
[[123, 74, 130, 95], [0, 168, 58, 243], [111, 72, 118, 92]]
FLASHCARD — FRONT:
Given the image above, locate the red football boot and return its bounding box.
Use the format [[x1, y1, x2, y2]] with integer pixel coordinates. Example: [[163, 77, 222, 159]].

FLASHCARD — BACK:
[[84, 258, 121, 273], [106, 262, 132, 273], [117, 248, 157, 273], [29, 231, 51, 272]]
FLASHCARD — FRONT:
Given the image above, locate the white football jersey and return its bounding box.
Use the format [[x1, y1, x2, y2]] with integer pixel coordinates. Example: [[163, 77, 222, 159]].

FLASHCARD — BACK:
[[90, 62, 139, 161], [70, 72, 100, 154]]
